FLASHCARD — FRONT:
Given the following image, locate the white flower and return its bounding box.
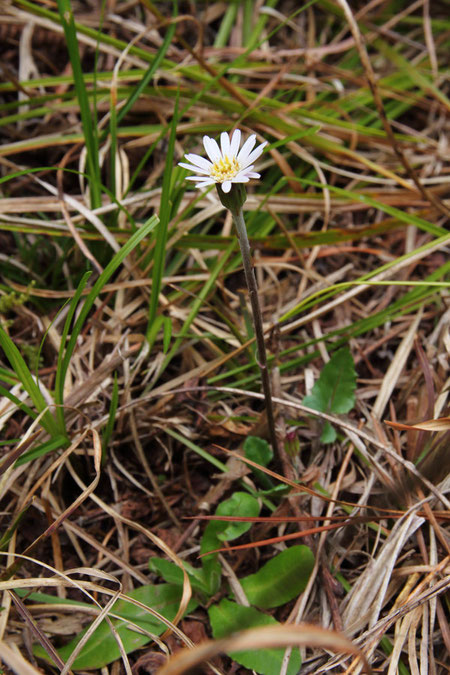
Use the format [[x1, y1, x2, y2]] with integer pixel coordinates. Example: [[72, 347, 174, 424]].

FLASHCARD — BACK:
[[178, 129, 267, 193]]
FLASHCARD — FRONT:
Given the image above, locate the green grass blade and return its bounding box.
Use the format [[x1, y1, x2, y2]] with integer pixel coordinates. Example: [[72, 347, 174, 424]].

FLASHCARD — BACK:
[[244, 0, 279, 51], [300, 179, 447, 237], [56, 0, 102, 210], [113, 10, 177, 132], [0, 383, 36, 421], [54, 272, 92, 431], [146, 92, 180, 340], [61, 215, 159, 395], [0, 327, 60, 437], [214, 0, 238, 47], [157, 242, 235, 380], [5, 219, 158, 462], [15, 436, 69, 467], [279, 232, 450, 323]]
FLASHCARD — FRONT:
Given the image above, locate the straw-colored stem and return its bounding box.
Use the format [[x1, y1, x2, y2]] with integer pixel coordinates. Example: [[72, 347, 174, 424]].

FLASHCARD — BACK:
[[232, 208, 279, 456]]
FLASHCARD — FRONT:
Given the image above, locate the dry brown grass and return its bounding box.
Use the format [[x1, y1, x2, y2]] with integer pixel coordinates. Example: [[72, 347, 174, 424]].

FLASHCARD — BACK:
[[0, 0, 449, 673]]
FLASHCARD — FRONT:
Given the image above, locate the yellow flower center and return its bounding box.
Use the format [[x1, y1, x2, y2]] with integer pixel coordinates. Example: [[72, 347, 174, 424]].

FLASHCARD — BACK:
[[210, 156, 240, 181]]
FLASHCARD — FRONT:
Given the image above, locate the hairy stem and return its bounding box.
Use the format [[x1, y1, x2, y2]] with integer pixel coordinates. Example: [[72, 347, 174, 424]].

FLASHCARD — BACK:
[[232, 208, 279, 456]]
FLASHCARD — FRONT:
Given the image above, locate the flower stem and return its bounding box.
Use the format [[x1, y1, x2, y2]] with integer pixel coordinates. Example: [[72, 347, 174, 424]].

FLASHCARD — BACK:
[[232, 208, 279, 456]]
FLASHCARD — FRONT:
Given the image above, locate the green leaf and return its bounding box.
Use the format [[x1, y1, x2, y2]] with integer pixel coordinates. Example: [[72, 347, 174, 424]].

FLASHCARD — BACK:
[[200, 492, 260, 556], [34, 584, 197, 670], [215, 491, 260, 542], [15, 589, 92, 607], [199, 520, 222, 597], [303, 347, 356, 414], [303, 347, 356, 442], [199, 492, 260, 596], [244, 436, 274, 489], [240, 546, 314, 609], [319, 421, 337, 444], [148, 557, 209, 595], [244, 436, 273, 467], [209, 599, 301, 675]]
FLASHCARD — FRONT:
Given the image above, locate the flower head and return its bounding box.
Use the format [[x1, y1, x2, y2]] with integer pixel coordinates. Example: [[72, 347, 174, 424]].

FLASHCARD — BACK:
[[178, 129, 267, 194]]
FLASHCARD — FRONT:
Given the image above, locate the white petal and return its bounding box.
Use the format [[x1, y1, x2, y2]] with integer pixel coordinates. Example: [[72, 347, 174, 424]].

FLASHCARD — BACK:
[[220, 131, 231, 157], [185, 154, 213, 171], [240, 141, 267, 168], [233, 169, 253, 181], [245, 172, 261, 179], [230, 129, 241, 156], [185, 175, 207, 181], [203, 136, 221, 163], [221, 181, 232, 193], [179, 162, 210, 175], [237, 134, 256, 163], [196, 178, 215, 186], [231, 176, 250, 183], [194, 176, 215, 183]]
